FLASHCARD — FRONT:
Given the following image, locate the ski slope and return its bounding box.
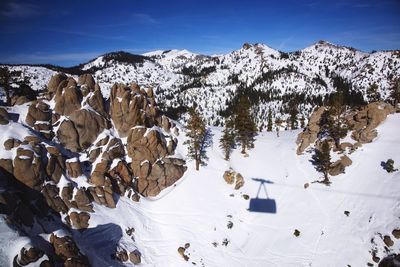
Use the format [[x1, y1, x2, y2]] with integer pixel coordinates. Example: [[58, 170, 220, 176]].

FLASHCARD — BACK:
[[70, 114, 400, 266]]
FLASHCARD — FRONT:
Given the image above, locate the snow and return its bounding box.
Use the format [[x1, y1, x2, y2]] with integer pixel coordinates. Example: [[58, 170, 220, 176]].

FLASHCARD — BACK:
[[65, 114, 400, 266]]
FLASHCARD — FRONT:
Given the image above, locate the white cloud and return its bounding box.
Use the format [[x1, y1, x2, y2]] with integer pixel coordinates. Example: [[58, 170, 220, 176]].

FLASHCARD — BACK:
[[1, 1, 40, 18]]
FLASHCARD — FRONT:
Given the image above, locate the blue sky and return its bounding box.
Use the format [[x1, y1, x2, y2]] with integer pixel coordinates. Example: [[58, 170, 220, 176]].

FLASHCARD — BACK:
[[0, 0, 399, 66]]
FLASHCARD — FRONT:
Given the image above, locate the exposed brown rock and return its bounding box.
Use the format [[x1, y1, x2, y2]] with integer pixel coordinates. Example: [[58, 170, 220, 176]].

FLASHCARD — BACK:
[[69, 211, 90, 229], [13, 147, 44, 189], [393, 229, 400, 239], [66, 158, 82, 178], [46, 151, 65, 183], [349, 102, 395, 144], [177, 247, 189, 261], [383, 235, 394, 247], [42, 184, 69, 213], [223, 170, 245, 189], [3, 138, 21, 150], [13, 246, 45, 267], [90, 160, 109, 186], [296, 107, 326, 154], [329, 155, 353, 176], [86, 85, 107, 117], [110, 84, 144, 137], [69, 109, 107, 150], [0, 107, 10, 124], [48, 73, 68, 96], [54, 78, 82, 116], [73, 188, 93, 212], [57, 120, 80, 152], [129, 250, 141, 264], [78, 74, 96, 95], [235, 173, 245, 190], [50, 233, 89, 266]]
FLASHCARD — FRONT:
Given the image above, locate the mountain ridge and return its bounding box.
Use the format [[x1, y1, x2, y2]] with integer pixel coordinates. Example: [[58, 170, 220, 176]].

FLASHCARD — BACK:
[[1, 40, 399, 130]]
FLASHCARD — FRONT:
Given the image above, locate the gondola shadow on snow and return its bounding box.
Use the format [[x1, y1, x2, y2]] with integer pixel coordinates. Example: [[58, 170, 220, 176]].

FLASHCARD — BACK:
[[248, 178, 277, 213]]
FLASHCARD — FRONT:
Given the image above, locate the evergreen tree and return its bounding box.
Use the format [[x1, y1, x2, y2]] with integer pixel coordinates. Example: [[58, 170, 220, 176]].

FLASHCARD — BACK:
[[234, 96, 257, 154], [289, 107, 298, 130], [219, 117, 235, 160], [0, 67, 11, 106], [185, 107, 209, 170], [389, 76, 400, 107], [367, 83, 381, 102], [300, 115, 305, 129], [312, 140, 331, 183], [267, 109, 273, 132], [320, 91, 348, 148]]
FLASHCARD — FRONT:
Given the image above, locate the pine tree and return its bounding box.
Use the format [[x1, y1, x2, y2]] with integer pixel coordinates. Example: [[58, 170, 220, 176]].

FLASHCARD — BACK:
[[234, 96, 257, 154], [320, 92, 348, 148], [300, 115, 305, 129], [184, 107, 209, 170], [0, 67, 11, 106], [289, 107, 298, 130], [267, 109, 273, 132], [367, 83, 381, 102], [219, 117, 235, 160], [312, 140, 331, 183], [389, 76, 400, 107]]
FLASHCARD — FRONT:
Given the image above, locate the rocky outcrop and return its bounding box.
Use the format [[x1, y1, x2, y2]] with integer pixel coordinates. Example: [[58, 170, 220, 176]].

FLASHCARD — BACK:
[[25, 100, 53, 138], [223, 170, 245, 190], [54, 77, 82, 116], [48, 73, 68, 97], [13, 147, 44, 189], [0, 72, 187, 265], [296, 107, 326, 154], [348, 102, 395, 144], [127, 127, 186, 197], [13, 246, 50, 267], [50, 233, 90, 266]]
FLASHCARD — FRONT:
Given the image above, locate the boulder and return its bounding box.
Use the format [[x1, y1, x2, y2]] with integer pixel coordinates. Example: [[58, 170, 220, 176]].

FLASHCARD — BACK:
[[129, 250, 141, 264], [329, 155, 352, 176], [90, 161, 109, 186], [66, 158, 82, 178], [69, 109, 107, 150], [86, 85, 107, 117], [54, 78, 82, 116], [48, 73, 68, 96], [78, 74, 96, 95], [73, 188, 93, 212], [13, 148, 44, 189], [223, 170, 245, 189], [68, 211, 90, 229], [0, 107, 10, 124], [46, 152, 65, 183], [3, 138, 21, 150], [13, 247, 45, 267], [42, 184, 69, 213], [110, 84, 144, 137], [57, 120, 80, 152]]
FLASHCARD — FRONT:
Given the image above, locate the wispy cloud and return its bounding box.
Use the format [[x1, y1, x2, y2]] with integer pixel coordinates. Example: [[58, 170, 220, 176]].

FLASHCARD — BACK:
[[0, 51, 103, 65], [43, 28, 127, 41], [277, 36, 294, 50], [0, 1, 40, 18], [132, 13, 159, 24]]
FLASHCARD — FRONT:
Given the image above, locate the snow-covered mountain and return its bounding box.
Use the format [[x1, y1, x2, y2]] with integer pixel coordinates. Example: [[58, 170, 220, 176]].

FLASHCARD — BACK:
[[2, 41, 399, 129]]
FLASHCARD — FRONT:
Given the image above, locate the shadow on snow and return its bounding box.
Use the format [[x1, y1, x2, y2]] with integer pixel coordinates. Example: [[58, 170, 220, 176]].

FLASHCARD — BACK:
[[248, 178, 277, 213]]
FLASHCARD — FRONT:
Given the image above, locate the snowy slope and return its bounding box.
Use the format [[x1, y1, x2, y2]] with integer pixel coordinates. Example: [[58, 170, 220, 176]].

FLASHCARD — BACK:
[[67, 113, 400, 267], [3, 41, 399, 128]]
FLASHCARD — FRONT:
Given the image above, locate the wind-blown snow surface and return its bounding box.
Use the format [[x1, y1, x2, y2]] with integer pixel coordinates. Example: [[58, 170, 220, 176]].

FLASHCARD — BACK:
[[72, 114, 400, 267]]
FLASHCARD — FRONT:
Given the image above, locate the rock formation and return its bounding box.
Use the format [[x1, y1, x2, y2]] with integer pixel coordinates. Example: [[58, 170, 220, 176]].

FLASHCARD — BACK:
[[0, 73, 186, 265]]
